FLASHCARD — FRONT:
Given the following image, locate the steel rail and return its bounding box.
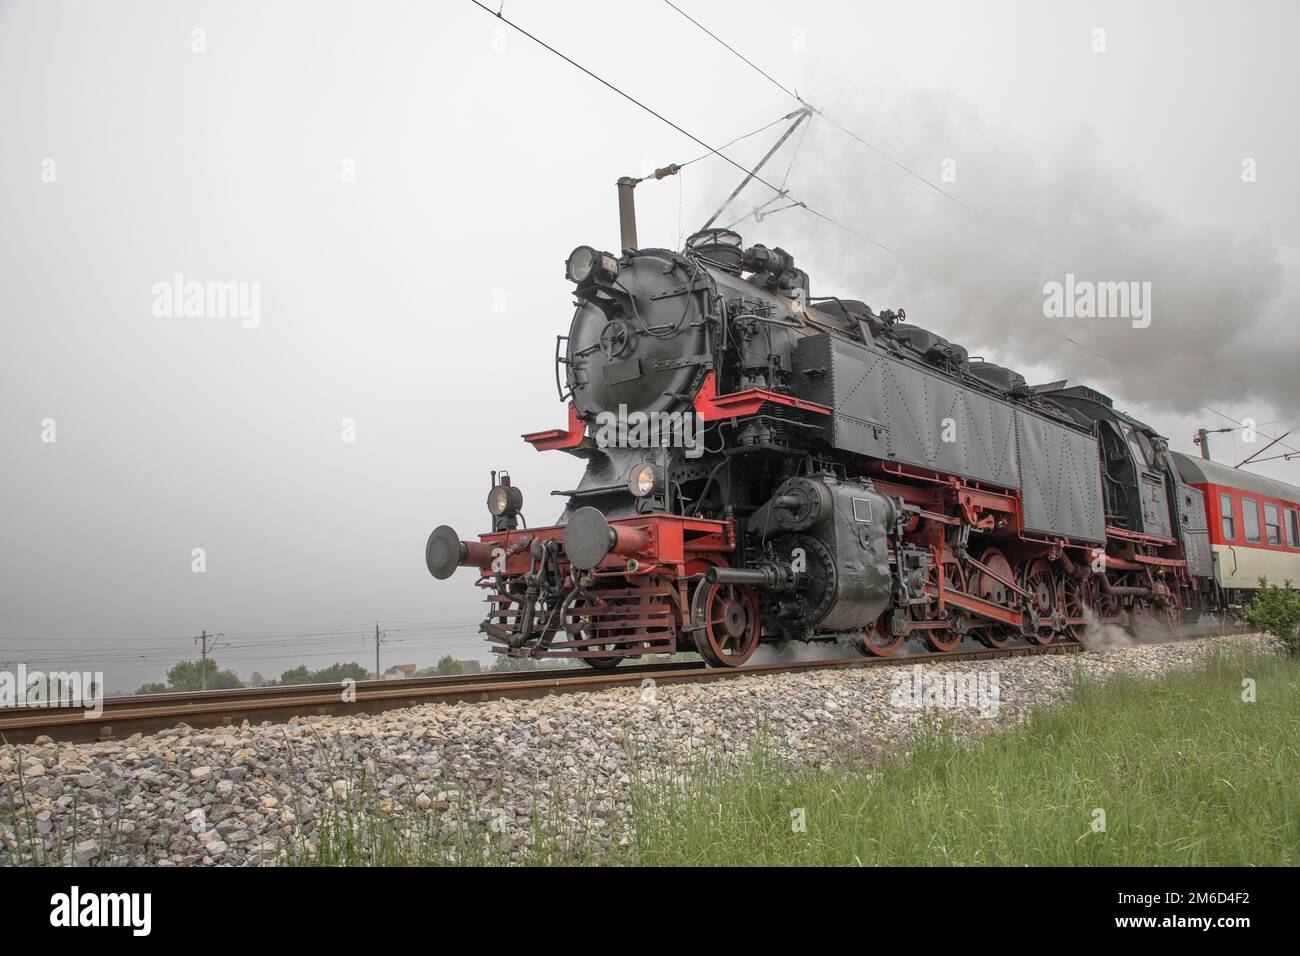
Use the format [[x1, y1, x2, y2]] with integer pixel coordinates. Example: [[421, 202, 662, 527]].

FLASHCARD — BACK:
[[0, 643, 1091, 745]]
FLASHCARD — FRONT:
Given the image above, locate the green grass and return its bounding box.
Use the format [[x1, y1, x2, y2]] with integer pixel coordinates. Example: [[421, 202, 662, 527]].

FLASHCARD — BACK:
[[624, 649, 1300, 866]]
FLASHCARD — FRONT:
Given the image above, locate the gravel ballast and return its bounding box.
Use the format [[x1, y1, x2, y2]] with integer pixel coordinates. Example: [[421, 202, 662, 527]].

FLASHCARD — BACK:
[[0, 632, 1281, 865]]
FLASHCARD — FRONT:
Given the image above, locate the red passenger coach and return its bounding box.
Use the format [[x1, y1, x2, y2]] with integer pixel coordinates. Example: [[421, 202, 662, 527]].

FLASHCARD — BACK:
[[1175, 453, 1300, 602]]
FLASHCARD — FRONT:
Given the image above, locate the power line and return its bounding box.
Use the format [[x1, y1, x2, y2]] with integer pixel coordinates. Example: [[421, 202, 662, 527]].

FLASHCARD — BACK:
[[12, 640, 484, 668], [470, 0, 775, 188], [459, 2, 1074, 354], [2, 623, 489, 668], [467, 0, 911, 264], [678, 109, 803, 169], [661, 0, 798, 100], [655, 1, 1298, 455], [661, 0, 983, 218]]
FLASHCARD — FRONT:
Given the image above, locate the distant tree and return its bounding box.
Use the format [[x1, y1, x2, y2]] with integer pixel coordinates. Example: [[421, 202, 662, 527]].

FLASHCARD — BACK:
[[434, 655, 465, 676], [249, 671, 266, 688], [136, 659, 242, 694], [1245, 578, 1300, 656], [311, 662, 370, 683], [164, 659, 243, 691], [278, 662, 369, 685]]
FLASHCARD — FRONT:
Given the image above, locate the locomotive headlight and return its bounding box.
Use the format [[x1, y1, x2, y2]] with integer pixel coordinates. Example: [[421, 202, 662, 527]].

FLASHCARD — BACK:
[[566, 246, 618, 284], [487, 484, 523, 516], [627, 463, 662, 498], [566, 246, 597, 284]]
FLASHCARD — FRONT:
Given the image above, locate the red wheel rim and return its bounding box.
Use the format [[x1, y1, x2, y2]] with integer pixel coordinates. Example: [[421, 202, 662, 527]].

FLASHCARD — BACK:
[[1022, 557, 1059, 646], [1059, 573, 1091, 642], [918, 552, 965, 652], [974, 548, 1016, 647], [925, 628, 962, 653], [692, 581, 761, 667], [858, 616, 903, 656]]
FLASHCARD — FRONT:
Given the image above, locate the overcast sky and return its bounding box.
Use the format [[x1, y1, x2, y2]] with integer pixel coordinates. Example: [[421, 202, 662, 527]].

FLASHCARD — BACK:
[[2, 0, 1297, 691]]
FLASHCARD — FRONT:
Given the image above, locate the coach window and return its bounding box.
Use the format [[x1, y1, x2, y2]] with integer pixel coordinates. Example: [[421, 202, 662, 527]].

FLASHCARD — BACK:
[[1242, 497, 1261, 543], [1288, 509, 1300, 549], [1220, 493, 1235, 539], [1264, 503, 1282, 546]]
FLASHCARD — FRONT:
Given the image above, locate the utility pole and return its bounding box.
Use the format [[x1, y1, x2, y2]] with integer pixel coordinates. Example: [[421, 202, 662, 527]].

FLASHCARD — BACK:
[[1194, 426, 1232, 461], [371, 622, 386, 680], [194, 630, 222, 691]]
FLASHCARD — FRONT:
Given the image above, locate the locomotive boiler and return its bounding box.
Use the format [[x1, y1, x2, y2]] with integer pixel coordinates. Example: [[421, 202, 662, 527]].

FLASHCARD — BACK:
[[425, 194, 1227, 667]]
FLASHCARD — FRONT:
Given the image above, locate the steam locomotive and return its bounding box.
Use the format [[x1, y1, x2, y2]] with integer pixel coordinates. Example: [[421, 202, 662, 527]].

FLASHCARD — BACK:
[[425, 201, 1296, 667]]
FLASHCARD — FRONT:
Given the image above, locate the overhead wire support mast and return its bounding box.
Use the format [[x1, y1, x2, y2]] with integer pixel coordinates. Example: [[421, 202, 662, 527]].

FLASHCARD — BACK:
[[1194, 426, 1234, 461], [660, 0, 977, 217], [1235, 429, 1294, 470], [194, 629, 223, 692], [618, 106, 818, 251], [370, 622, 387, 681], [699, 105, 812, 233]]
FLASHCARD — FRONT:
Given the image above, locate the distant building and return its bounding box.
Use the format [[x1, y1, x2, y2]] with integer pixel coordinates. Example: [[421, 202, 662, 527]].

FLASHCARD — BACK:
[[457, 659, 481, 674], [383, 663, 418, 679]]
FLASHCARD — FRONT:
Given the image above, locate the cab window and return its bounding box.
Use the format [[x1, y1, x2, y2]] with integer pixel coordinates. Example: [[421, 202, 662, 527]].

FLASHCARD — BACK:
[[1242, 498, 1261, 543], [1288, 509, 1299, 549], [1122, 424, 1150, 468], [1264, 503, 1282, 546], [1220, 493, 1235, 540]]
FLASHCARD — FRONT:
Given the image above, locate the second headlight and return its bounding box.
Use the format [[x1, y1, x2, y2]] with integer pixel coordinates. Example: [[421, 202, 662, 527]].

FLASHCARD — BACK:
[[627, 462, 663, 498], [487, 483, 523, 516]]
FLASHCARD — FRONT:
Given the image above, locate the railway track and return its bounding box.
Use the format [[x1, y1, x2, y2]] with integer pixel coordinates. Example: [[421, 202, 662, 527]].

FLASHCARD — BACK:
[[0, 642, 1091, 745], [3, 620, 1248, 745]]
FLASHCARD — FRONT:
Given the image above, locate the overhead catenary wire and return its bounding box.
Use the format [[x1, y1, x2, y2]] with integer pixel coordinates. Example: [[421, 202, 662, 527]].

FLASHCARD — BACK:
[[8, 645, 475, 670], [677, 108, 805, 170], [661, 0, 799, 100], [461, 2, 1137, 365], [655, 0, 1298, 458], [2, 622, 492, 669], [660, 0, 991, 222], [467, 0, 911, 264]]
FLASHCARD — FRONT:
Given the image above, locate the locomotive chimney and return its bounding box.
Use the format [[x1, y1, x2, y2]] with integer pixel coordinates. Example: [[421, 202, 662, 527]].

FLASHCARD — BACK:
[[616, 166, 678, 254], [617, 176, 638, 253]]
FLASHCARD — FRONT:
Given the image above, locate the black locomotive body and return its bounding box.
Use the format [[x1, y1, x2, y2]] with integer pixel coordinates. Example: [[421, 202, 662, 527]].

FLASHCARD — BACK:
[[426, 227, 1221, 666]]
